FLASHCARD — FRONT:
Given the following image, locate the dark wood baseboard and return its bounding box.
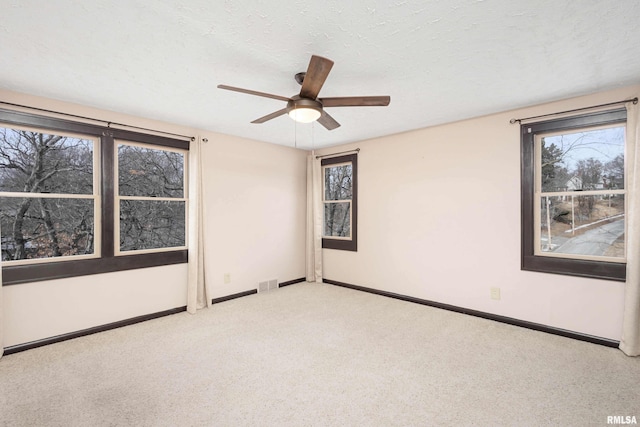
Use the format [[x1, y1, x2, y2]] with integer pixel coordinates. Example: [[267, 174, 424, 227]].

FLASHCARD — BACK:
[[279, 277, 306, 287], [211, 289, 257, 304], [3, 306, 188, 356], [3, 277, 306, 356], [323, 278, 620, 349], [209, 277, 306, 304]]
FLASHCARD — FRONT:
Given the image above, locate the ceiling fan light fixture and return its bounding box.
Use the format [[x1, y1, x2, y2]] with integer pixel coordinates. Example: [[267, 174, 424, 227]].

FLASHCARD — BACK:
[[286, 97, 322, 123], [288, 106, 321, 123]]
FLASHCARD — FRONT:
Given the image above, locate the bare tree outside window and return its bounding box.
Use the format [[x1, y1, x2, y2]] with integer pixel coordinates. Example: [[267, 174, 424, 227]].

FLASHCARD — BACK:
[[0, 129, 189, 262], [323, 164, 352, 237], [117, 143, 186, 252], [118, 145, 184, 198], [0, 126, 95, 261], [0, 109, 190, 285], [321, 153, 357, 252], [120, 200, 185, 251]]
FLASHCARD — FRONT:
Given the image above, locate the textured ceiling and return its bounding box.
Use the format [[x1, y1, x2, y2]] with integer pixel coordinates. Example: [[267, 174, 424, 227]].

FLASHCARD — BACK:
[[1, 1, 639, 149]]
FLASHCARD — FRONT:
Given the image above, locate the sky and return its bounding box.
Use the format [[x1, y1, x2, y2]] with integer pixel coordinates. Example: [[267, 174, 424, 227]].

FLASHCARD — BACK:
[[543, 125, 625, 171]]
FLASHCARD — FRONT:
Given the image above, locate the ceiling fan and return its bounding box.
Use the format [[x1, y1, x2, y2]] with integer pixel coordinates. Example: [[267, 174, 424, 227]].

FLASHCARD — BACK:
[[217, 55, 390, 130]]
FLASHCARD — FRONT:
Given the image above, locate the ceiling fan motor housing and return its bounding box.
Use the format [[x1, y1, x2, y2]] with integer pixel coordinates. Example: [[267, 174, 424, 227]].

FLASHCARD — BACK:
[[286, 95, 323, 113], [287, 95, 322, 121]]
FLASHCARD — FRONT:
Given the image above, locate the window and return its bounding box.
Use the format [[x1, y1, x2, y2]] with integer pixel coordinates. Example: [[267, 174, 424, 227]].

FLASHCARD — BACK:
[[116, 142, 187, 253], [0, 109, 189, 285], [322, 153, 357, 251], [0, 126, 98, 264], [521, 109, 626, 281]]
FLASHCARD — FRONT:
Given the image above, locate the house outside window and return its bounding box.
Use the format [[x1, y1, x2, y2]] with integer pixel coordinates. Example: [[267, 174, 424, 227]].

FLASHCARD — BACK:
[[322, 153, 357, 251], [521, 108, 627, 281]]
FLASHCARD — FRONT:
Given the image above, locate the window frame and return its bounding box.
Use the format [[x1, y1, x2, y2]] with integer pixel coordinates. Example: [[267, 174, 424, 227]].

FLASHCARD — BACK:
[[0, 125, 101, 265], [520, 108, 627, 281], [115, 140, 188, 255], [321, 153, 358, 252], [0, 108, 189, 285]]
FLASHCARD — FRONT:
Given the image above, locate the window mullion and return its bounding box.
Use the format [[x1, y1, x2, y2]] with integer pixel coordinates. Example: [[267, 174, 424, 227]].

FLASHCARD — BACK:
[[0, 192, 95, 199], [539, 189, 626, 197], [119, 195, 187, 202], [101, 131, 115, 258]]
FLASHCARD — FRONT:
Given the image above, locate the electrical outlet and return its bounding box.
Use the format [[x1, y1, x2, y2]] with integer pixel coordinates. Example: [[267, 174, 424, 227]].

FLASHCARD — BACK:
[[224, 273, 231, 284], [490, 287, 501, 300]]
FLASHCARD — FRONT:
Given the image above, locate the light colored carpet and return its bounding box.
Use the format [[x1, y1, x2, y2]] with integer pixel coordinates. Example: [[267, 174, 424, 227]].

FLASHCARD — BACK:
[[0, 282, 638, 426]]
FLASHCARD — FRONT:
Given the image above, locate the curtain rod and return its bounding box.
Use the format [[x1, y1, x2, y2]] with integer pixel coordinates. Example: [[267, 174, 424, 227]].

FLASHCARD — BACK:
[[0, 100, 195, 141], [315, 148, 360, 159], [509, 97, 638, 124]]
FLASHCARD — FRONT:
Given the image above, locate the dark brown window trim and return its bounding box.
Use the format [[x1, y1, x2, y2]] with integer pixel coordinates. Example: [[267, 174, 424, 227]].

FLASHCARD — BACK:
[[0, 108, 189, 285], [3, 250, 188, 286], [321, 153, 358, 252], [520, 108, 627, 281]]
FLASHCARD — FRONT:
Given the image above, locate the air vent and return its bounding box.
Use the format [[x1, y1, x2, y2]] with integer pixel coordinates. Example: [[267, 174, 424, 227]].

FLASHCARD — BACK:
[[258, 279, 279, 293], [258, 281, 269, 293]]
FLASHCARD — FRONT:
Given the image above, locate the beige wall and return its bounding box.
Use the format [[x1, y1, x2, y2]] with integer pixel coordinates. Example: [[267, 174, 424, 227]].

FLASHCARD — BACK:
[[2, 84, 637, 347], [0, 89, 307, 347], [202, 133, 306, 298], [4, 265, 188, 346], [317, 85, 639, 341]]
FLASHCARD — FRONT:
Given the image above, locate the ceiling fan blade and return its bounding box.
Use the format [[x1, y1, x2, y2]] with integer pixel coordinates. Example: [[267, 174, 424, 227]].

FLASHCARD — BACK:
[[320, 96, 391, 107], [317, 110, 341, 130], [251, 108, 288, 124], [217, 85, 291, 102], [300, 55, 334, 100]]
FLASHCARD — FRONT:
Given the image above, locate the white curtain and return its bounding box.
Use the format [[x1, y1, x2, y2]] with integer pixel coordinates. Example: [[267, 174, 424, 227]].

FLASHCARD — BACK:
[[306, 152, 323, 282], [621, 101, 640, 356], [187, 136, 210, 314], [0, 222, 3, 359]]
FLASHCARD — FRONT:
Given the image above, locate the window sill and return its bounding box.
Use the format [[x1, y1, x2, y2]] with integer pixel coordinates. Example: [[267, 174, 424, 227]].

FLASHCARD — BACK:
[[521, 254, 625, 281], [2, 250, 188, 286], [322, 238, 357, 252]]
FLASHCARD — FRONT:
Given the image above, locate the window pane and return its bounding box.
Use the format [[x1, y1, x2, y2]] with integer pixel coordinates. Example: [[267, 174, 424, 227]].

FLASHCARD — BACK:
[[0, 127, 94, 194], [1, 197, 94, 261], [324, 165, 352, 200], [118, 144, 184, 197], [120, 200, 185, 251], [540, 126, 625, 192], [324, 202, 350, 237], [539, 194, 624, 258]]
